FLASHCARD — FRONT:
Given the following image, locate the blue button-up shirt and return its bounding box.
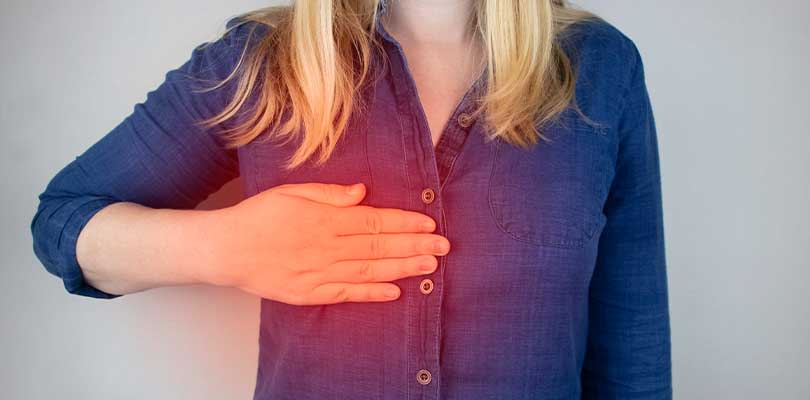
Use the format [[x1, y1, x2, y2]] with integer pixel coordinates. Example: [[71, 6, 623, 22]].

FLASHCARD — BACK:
[[31, 7, 671, 399]]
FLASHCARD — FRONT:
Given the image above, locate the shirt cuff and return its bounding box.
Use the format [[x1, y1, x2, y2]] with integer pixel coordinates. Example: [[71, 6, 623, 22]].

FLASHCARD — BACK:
[[58, 197, 123, 299]]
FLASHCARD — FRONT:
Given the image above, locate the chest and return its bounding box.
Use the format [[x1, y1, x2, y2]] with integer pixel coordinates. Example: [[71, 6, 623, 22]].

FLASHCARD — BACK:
[[396, 41, 484, 148], [239, 34, 621, 278], [240, 79, 616, 265], [240, 64, 620, 394]]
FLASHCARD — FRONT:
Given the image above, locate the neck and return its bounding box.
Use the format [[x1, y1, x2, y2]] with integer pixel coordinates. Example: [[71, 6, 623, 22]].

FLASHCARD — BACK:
[[381, 0, 477, 45]]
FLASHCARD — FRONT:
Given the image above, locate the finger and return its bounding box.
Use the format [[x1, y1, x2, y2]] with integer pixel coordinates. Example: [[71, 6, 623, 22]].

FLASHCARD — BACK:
[[309, 282, 402, 304], [273, 182, 366, 207], [330, 206, 436, 235], [322, 255, 438, 283], [331, 233, 451, 260]]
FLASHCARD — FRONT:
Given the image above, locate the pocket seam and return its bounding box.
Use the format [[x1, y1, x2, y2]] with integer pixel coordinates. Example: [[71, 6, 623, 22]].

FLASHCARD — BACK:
[[487, 137, 601, 249]]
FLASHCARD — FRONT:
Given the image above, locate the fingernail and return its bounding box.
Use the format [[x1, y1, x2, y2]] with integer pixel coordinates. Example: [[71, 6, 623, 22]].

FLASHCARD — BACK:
[[421, 220, 435, 232], [385, 287, 400, 298], [434, 240, 450, 254], [347, 183, 362, 195], [420, 262, 435, 272]]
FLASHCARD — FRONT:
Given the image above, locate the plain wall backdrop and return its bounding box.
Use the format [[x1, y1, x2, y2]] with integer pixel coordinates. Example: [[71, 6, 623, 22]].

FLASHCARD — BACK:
[[2, 0, 808, 398]]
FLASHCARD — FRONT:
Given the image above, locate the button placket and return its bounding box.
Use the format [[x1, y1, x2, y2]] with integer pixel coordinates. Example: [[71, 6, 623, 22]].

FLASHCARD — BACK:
[[376, 15, 464, 397]]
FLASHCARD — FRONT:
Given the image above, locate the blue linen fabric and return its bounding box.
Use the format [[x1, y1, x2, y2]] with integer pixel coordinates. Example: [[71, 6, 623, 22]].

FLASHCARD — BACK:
[[30, 7, 671, 400]]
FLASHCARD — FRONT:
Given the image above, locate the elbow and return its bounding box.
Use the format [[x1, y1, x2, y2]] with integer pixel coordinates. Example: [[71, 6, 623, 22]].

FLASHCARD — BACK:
[[29, 191, 121, 299], [30, 198, 63, 280]]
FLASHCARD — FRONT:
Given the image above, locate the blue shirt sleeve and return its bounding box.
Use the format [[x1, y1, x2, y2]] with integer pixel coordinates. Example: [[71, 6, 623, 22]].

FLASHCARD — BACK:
[[29, 17, 263, 299], [581, 42, 673, 398]]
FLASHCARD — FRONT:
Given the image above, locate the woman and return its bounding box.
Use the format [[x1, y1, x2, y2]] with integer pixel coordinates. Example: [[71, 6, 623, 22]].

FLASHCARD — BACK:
[[31, 0, 671, 398]]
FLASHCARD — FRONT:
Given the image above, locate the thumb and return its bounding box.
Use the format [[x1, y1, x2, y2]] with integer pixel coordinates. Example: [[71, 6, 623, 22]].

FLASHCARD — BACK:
[[273, 182, 366, 207]]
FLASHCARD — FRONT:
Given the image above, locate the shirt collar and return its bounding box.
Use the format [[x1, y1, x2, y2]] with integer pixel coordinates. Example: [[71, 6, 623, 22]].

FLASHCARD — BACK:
[[373, 0, 399, 47]]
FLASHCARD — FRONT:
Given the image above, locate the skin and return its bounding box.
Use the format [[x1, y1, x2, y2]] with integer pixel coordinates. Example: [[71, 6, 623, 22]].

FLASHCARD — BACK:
[[77, 0, 478, 305], [381, 0, 483, 146], [78, 183, 448, 304]]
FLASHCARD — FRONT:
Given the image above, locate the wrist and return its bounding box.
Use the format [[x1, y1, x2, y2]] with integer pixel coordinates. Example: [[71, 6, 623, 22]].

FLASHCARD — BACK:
[[180, 207, 241, 289]]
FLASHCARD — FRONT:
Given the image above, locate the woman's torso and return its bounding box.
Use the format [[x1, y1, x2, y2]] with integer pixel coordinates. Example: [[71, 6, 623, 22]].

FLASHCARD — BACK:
[[240, 17, 631, 400]]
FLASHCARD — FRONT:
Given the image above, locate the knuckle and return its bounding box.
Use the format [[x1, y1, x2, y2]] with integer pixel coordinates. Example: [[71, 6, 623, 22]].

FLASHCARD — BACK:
[[364, 210, 382, 234], [369, 236, 386, 258], [364, 287, 377, 302], [358, 261, 376, 282], [334, 286, 351, 303], [414, 236, 436, 254], [297, 263, 317, 276]]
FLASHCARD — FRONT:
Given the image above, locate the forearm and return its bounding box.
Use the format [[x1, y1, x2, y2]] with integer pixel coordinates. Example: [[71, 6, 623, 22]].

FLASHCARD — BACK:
[[76, 202, 225, 295]]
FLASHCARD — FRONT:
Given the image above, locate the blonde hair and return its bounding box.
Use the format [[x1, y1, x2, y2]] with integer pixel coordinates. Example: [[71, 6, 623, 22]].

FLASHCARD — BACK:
[[195, 0, 597, 170]]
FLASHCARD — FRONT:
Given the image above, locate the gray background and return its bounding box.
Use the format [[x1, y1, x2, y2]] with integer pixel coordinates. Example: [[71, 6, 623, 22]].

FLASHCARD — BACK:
[[2, 0, 808, 398]]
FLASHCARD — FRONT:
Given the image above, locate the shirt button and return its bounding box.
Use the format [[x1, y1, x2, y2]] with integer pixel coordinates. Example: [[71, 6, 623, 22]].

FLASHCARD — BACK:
[[419, 279, 434, 295], [457, 112, 473, 128], [416, 369, 432, 385], [421, 188, 435, 204]]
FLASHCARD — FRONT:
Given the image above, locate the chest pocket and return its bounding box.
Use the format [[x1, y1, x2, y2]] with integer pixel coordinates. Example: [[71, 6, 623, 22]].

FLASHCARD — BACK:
[[487, 119, 611, 249]]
